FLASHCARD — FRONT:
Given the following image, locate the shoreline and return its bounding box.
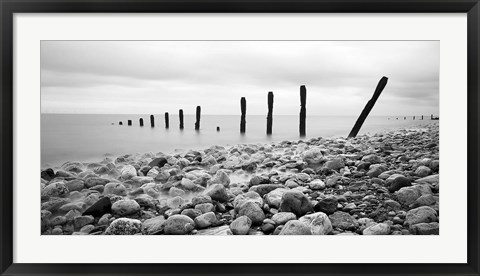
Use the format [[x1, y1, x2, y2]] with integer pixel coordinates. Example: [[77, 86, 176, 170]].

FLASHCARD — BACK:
[[41, 123, 440, 235]]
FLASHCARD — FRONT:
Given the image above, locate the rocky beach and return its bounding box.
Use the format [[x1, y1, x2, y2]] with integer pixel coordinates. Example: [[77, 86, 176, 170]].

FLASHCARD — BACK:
[[40, 123, 439, 236]]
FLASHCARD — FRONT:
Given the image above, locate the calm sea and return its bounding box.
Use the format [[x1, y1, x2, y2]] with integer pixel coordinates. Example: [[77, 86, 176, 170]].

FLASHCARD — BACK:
[[41, 114, 437, 168]]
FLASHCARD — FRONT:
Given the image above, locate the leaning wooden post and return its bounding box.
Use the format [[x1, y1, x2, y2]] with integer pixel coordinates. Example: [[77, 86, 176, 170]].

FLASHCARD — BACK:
[[179, 109, 184, 129], [267, 92, 274, 135], [165, 112, 169, 128], [240, 97, 246, 133], [139, 118, 144, 126], [348, 76, 388, 138], [128, 120, 132, 126], [150, 115, 155, 127], [119, 121, 123, 125], [299, 85, 307, 137], [421, 115, 424, 120], [195, 106, 201, 130]]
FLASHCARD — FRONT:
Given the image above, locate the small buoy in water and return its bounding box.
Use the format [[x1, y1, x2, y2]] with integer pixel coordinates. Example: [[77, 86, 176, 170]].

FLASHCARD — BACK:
[[216, 126, 220, 131]]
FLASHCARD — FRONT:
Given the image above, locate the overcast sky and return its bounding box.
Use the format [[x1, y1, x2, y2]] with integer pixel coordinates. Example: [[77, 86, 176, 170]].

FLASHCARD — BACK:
[[41, 41, 439, 116]]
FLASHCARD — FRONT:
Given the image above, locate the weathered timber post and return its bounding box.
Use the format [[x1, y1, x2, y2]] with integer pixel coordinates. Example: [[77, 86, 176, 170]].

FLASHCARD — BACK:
[[299, 85, 307, 137], [150, 115, 155, 127], [165, 112, 169, 128], [413, 116, 415, 120], [240, 97, 246, 133], [217, 126, 220, 131], [119, 121, 123, 125], [404, 117, 406, 120], [348, 76, 388, 138], [179, 109, 184, 129], [128, 120, 132, 126], [431, 114, 433, 120], [195, 106, 201, 130], [139, 118, 144, 126], [267, 92, 274, 135]]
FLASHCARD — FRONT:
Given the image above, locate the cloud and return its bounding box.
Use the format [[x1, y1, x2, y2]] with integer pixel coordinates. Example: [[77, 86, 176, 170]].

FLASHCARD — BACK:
[[41, 41, 439, 115]]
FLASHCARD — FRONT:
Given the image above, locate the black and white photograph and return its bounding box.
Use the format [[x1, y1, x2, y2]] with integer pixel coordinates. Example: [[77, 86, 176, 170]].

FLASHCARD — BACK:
[[40, 40, 440, 236]]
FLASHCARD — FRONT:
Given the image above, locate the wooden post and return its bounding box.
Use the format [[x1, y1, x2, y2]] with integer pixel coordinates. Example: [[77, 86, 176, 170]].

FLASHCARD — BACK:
[[217, 126, 220, 131], [179, 109, 184, 129], [119, 121, 123, 125], [195, 106, 201, 130], [267, 92, 273, 135], [431, 114, 433, 120], [128, 120, 132, 126], [150, 115, 155, 127], [404, 117, 406, 120], [421, 115, 423, 120], [139, 118, 144, 126], [348, 76, 388, 138], [299, 85, 306, 137], [240, 97, 246, 133], [165, 112, 169, 128], [413, 116, 415, 120]]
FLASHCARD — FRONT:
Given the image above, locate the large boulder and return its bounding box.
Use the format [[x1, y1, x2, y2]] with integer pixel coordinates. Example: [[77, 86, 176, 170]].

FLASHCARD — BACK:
[[111, 199, 141, 217], [279, 190, 313, 217], [230, 216, 252, 235], [237, 201, 265, 225], [298, 212, 332, 235], [105, 218, 142, 235], [386, 174, 411, 193], [405, 206, 438, 226], [279, 220, 312, 235], [361, 154, 381, 164], [164, 215, 195, 235], [203, 184, 228, 202]]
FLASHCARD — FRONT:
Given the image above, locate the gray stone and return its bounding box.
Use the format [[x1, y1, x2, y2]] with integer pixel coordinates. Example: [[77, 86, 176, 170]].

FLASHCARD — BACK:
[[238, 200, 265, 225], [329, 211, 359, 230], [415, 165, 431, 177], [42, 182, 70, 198], [229, 216, 252, 235], [363, 223, 390, 235], [203, 184, 228, 202], [141, 216, 166, 234], [249, 184, 284, 197], [104, 182, 127, 196], [194, 212, 218, 229], [410, 222, 439, 235], [195, 203, 215, 214], [279, 190, 313, 217], [111, 199, 141, 217], [271, 212, 297, 225], [298, 212, 332, 235], [105, 218, 142, 235], [314, 196, 338, 215], [265, 188, 289, 208], [164, 215, 195, 235], [279, 220, 312, 235], [233, 191, 263, 210], [386, 174, 411, 193], [405, 206, 438, 226]]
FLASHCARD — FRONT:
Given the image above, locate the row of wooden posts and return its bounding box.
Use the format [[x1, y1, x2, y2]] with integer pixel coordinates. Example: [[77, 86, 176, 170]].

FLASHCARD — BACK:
[[389, 115, 438, 120], [116, 76, 428, 138], [118, 107, 201, 130]]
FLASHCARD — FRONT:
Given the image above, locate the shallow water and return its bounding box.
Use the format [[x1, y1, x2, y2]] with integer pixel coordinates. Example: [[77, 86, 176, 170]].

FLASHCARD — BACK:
[[41, 114, 438, 168]]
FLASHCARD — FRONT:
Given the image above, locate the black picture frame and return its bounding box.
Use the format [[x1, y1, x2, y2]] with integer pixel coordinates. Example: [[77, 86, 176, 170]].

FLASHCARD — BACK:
[[1, 1, 479, 275]]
